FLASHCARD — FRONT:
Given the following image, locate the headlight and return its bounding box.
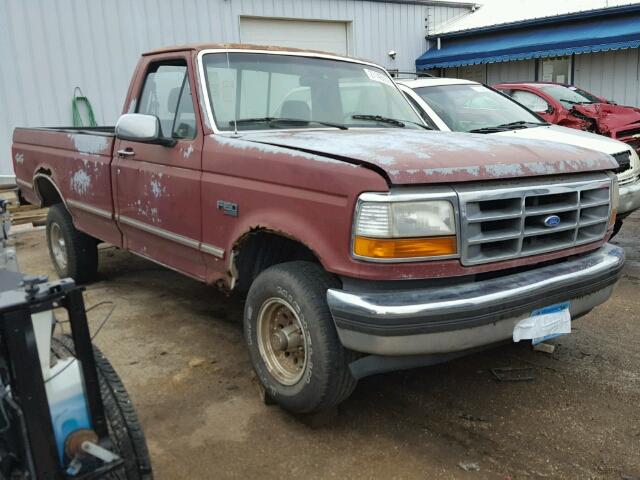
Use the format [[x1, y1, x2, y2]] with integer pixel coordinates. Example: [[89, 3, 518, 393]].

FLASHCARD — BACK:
[[353, 194, 458, 261]]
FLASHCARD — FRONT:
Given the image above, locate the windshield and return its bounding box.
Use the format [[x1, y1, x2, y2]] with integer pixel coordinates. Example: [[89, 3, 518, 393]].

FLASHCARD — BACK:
[[539, 84, 599, 107], [413, 84, 544, 132], [202, 52, 424, 131]]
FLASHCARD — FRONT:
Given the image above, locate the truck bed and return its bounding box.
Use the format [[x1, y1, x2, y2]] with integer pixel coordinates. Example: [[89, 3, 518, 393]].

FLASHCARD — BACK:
[[12, 126, 120, 247]]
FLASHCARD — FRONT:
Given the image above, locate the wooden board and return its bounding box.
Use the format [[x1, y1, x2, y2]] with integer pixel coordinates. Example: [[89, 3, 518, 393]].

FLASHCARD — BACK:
[[11, 207, 47, 226]]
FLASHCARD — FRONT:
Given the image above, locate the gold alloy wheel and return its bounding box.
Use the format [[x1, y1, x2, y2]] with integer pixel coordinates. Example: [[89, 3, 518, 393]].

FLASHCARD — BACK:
[[256, 297, 308, 386], [50, 222, 68, 270]]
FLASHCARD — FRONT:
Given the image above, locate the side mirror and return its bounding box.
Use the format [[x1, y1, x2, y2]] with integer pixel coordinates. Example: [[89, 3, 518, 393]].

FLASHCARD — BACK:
[[115, 114, 175, 146]]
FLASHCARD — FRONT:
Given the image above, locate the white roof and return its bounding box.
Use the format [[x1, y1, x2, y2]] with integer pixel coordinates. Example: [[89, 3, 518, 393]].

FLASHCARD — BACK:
[[432, 0, 640, 36], [396, 77, 479, 88]]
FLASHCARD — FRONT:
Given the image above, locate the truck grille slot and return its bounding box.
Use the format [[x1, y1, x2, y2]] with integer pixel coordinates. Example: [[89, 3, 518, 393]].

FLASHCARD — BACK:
[[457, 174, 612, 266], [611, 151, 631, 174]]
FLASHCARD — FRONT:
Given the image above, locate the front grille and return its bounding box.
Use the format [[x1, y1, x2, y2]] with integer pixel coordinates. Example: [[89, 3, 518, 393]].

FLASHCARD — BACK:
[[456, 174, 612, 266], [612, 151, 632, 174]]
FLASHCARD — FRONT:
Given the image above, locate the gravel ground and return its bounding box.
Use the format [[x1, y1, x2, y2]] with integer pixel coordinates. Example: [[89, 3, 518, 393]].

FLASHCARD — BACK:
[[15, 213, 640, 479]]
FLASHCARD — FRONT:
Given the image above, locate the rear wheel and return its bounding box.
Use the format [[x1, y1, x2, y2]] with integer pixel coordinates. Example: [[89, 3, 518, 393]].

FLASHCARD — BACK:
[[46, 204, 98, 283], [51, 335, 153, 479], [244, 261, 357, 413]]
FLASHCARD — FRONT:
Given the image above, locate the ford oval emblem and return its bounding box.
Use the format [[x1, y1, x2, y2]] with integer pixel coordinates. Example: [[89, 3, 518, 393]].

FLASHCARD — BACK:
[[544, 215, 561, 227]]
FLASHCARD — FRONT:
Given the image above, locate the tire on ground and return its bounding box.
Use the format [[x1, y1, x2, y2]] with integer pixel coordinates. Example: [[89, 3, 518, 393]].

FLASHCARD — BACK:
[[51, 335, 153, 480], [244, 261, 357, 413], [611, 217, 623, 239], [46, 203, 98, 283]]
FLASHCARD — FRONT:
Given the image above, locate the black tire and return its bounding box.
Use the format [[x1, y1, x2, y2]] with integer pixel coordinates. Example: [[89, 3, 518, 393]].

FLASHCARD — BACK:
[[46, 203, 98, 283], [51, 335, 153, 480], [611, 217, 623, 239], [244, 261, 357, 413]]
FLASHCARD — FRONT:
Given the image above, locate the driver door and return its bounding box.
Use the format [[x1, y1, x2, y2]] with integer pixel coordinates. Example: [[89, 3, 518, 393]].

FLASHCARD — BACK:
[[113, 56, 205, 279]]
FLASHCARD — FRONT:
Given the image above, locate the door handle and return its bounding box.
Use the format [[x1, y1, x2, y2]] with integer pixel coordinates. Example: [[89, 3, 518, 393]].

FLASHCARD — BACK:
[[117, 148, 135, 157]]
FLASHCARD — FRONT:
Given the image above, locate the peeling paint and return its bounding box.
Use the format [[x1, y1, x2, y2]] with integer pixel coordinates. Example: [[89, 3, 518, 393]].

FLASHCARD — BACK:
[[67, 134, 109, 155], [150, 179, 165, 199], [230, 129, 616, 184], [423, 166, 482, 177], [182, 144, 194, 159], [130, 199, 162, 225], [71, 169, 91, 195], [212, 134, 358, 167], [14, 152, 24, 165], [485, 163, 524, 177]]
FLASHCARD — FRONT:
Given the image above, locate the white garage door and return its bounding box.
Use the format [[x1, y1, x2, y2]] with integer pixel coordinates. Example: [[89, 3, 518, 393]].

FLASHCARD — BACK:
[[240, 17, 348, 56]]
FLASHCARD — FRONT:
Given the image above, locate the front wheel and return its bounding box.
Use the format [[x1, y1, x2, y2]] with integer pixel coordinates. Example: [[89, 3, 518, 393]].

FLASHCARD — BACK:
[[611, 217, 623, 239], [244, 261, 357, 413]]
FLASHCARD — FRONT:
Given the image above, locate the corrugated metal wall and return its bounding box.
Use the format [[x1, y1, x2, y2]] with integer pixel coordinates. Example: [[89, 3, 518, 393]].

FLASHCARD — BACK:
[[0, 0, 469, 181], [575, 49, 640, 106], [487, 59, 535, 85], [440, 59, 535, 84], [425, 3, 470, 33], [438, 50, 640, 107]]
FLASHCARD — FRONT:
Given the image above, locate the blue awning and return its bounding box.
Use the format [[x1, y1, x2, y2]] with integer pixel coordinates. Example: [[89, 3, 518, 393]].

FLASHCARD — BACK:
[[417, 6, 640, 69]]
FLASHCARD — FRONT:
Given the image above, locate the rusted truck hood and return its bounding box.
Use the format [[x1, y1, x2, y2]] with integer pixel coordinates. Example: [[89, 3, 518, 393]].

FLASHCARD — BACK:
[[572, 103, 640, 135], [239, 129, 618, 184]]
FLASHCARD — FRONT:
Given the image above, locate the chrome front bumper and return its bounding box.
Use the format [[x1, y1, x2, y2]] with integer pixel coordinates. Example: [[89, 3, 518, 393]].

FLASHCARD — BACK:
[[618, 176, 640, 216], [327, 244, 624, 356]]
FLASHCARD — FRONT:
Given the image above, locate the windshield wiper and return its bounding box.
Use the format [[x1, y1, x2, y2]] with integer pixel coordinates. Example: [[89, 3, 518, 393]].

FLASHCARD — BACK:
[[496, 120, 550, 128], [561, 99, 595, 105], [351, 115, 406, 128], [468, 120, 549, 134], [403, 119, 433, 130], [351, 114, 433, 130], [232, 117, 348, 130]]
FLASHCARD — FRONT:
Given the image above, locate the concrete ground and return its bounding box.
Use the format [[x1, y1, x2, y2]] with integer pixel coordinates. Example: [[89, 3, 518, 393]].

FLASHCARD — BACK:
[[16, 213, 640, 479]]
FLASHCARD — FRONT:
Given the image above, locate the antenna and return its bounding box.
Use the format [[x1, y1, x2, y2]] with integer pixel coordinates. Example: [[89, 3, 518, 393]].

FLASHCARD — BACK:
[[227, 51, 238, 137]]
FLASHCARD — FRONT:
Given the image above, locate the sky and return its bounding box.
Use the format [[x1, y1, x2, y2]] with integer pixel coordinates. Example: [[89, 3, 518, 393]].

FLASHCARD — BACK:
[[434, 0, 640, 34]]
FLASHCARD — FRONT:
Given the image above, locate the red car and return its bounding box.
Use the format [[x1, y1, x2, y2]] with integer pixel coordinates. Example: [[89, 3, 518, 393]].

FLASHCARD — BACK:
[[495, 82, 640, 153]]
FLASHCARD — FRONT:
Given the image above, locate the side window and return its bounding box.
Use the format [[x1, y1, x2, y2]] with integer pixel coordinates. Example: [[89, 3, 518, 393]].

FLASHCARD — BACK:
[[138, 61, 196, 140], [172, 77, 196, 139], [510, 90, 550, 113]]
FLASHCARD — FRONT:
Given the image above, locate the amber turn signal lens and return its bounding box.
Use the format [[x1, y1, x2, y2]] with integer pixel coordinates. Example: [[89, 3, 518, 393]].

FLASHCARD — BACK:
[[354, 236, 457, 259], [609, 208, 617, 226]]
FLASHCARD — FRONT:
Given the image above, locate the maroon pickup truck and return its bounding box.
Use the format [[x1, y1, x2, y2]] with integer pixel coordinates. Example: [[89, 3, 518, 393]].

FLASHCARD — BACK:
[[13, 44, 624, 413]]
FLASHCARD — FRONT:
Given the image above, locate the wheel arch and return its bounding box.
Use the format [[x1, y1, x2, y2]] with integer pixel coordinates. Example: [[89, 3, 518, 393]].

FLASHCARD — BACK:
[[230, 227, 330, 293], [33, 171, 66, 208]]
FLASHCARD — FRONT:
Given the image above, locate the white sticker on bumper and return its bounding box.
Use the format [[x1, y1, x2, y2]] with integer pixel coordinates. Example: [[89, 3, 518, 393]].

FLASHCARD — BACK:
[[513, 301, 571, 344]]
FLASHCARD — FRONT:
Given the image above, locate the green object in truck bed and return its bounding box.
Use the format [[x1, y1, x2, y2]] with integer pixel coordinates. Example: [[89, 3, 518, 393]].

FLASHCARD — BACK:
[[72, 86, 97, 127]]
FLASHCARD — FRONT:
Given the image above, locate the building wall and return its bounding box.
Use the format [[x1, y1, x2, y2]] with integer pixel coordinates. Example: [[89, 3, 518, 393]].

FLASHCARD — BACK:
[[574, 48, 640, 106], [440, 59, 535, 84], [487, 59, 535, 85], [0, 0, 470, 181], [437, 50, 640, 106]]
